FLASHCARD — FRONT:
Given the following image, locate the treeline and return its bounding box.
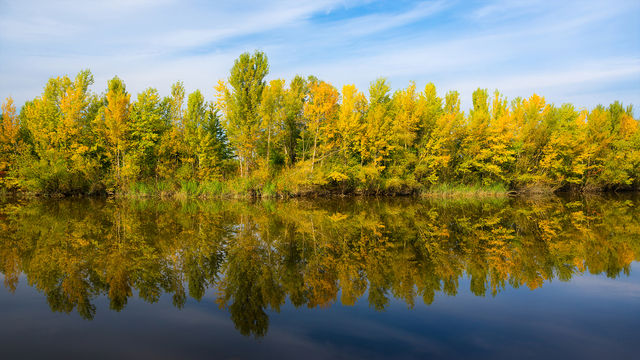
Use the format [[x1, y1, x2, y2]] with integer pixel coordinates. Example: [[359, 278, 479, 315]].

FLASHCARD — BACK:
[[1, 51, 639, 196], [1, 196, 638, 335]]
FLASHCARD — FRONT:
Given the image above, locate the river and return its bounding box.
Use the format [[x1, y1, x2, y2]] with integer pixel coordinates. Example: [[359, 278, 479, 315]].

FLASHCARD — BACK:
[[0, 195, 638, 359]]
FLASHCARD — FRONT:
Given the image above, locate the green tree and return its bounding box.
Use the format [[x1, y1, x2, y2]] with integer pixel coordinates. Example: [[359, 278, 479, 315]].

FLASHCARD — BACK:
[[125, 88, 165, 181], [282, 75, 309, 166], [216, 51, 269, 177]]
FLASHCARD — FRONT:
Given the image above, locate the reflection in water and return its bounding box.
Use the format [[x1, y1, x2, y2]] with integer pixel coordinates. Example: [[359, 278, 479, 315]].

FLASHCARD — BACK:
[[0, 195, 639, 337]]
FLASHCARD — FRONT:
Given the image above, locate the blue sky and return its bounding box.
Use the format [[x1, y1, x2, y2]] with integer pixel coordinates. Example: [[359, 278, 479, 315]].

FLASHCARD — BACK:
[[1, 0, 639, 112]]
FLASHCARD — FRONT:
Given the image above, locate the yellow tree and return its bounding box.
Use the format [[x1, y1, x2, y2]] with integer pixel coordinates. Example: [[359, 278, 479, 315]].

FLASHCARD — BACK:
[[19, 70, 100, 193], [58, 72, 90, 149], [303, 81, 339, 171], [99, 77, 131, 185], [415, 83, 443, 145], [58, 70, 95, 176], [584, 107, 611, 188], [258, 79, 286, 167], [539, 105, 587, 189], [457, 88, 489, 183], [0, 97, 20, 186], [601, 103, 640, 188], [22, 76, 70, 153], [391, 82, 423, 150], [361, 78, 394, 168], [456, 89, 516, 185], [1, 97, 19, 148], [157, 81, 186, 178], [512, 93, 551, 184], [21, 71, 94, 156], [417, 89, 464, 185], [337, 84, 367, 160], [484, 91, 515, 184]]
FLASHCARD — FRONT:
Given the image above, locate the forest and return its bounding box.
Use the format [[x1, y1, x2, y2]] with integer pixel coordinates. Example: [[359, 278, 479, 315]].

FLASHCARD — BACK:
[[0, 51, 639, 197]]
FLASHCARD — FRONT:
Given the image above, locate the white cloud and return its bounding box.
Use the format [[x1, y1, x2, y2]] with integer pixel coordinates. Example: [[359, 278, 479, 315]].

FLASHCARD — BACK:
[[0, 0, 638, 112], [320, 0, 450, 38], [0, 17, 79, 42]]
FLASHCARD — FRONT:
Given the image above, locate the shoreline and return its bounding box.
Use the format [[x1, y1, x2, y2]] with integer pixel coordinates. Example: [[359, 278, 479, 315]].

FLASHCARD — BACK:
[[2, 183, 638, 201]]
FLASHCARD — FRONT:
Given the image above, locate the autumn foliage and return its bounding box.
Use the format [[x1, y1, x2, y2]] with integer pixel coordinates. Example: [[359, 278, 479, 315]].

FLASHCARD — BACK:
[[0, 51, 638, 196]]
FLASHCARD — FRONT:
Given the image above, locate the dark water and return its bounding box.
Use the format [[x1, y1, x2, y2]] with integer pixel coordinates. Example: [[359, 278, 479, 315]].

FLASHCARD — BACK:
[[0, 195, 639, 359]]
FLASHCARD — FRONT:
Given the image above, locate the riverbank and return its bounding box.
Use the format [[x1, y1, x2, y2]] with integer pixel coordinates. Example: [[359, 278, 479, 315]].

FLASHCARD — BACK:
[[3, 178, 637, 200]]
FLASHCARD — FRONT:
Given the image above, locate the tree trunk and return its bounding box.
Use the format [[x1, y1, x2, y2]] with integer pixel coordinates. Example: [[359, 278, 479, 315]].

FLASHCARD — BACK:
[[312, 128, 318, 171], [266, 127, 271, 168], [284, 145, 290, 167]]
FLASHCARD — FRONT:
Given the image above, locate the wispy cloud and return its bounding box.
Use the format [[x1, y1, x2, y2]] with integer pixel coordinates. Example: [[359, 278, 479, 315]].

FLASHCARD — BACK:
[[0, 17, 79, 42], [0, 0, 638, 112], [146, 0, 354, 52], [320, 0, 451, 38]]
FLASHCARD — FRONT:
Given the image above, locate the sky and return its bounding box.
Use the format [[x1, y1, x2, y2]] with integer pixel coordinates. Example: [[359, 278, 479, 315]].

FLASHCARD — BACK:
[[1, 0, 639, 113]]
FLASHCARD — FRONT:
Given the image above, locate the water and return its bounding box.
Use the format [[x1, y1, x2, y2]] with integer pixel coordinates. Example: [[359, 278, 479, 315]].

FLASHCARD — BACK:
[[0, 195, 638, 359]]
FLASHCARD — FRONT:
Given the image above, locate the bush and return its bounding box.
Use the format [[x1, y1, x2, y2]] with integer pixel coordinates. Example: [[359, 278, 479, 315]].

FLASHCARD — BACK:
[[17, 153, 93, 195]]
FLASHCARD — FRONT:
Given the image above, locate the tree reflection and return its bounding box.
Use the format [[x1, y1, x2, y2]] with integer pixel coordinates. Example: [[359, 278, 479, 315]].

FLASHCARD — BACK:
[[0, 195, 639, 336]]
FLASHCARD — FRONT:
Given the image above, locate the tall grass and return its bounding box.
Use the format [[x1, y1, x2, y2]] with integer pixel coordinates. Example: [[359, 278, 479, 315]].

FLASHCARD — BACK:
[[261, 182, 277, 198], [425, 183, 508, 197], [200, 180, 226, 197], [179, 180, 201, 197], [129, 181, 155, 197]]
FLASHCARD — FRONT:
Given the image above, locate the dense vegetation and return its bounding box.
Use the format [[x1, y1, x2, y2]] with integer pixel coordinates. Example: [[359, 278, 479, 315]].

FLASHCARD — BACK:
[[1, 196, 638, 336], [1, 51, 638, 197]]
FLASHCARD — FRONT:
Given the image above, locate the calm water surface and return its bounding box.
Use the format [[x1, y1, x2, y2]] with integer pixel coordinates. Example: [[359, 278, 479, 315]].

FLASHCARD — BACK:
[[0, 195, 639, 359]]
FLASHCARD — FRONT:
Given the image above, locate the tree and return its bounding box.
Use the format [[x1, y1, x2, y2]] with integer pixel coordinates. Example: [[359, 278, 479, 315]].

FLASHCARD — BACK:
[[19, 70, 100, 194], [391, 82, 422, 150], [183, 90, 229, 180], [303, 81, 339, 171], [157, 81, 187, 179], [539, 104, 586, 189], [512, 94, 552, 185], [258, 79, 286, 168], [98, 76, 131, 186], [601, 103, 639, 188], [3, 52, 640, 195], [0, 97, 21, 187], [126, 88, 165, 181], [216, 51, 269, 177], [337, 84, 367, 161], [0, 97, 19, 146], [282, 75, 309, 166], [416, 86, 458, 185], [361, 78, 394, 168]]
